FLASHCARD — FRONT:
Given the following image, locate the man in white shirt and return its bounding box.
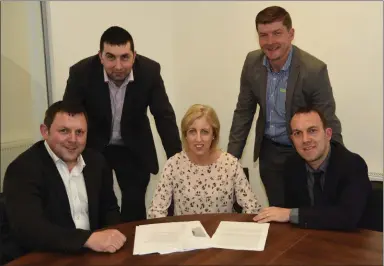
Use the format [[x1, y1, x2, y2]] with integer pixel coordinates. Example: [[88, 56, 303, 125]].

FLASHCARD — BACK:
[[3, 101, 126, 262]]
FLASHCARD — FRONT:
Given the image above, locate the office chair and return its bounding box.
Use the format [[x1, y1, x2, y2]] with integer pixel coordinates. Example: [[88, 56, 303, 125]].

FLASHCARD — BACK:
[[359, 181, 383, 232], [0, 192, 26, 265]]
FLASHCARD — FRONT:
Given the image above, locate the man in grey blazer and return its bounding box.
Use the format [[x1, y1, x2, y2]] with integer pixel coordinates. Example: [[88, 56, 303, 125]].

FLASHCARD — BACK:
[[227, 6, 343, 207]]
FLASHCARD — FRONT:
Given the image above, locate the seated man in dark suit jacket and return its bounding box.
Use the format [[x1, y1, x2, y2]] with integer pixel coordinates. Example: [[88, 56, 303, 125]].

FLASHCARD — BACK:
[[3, 101, 126, 261], [253, 106, 372, 230]]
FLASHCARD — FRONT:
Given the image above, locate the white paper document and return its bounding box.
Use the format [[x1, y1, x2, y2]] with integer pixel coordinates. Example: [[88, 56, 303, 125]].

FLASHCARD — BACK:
[[211, 221, 270, 251], [133, 221, 212, 255], [133, 220, 270, 255]]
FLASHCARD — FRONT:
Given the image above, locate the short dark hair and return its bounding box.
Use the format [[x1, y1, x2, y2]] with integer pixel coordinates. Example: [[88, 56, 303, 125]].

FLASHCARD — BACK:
[[44, 101, 88, 130], [290, 106, 328, 131], [99, 26, 135, 53], [255, 6, 292, 31]]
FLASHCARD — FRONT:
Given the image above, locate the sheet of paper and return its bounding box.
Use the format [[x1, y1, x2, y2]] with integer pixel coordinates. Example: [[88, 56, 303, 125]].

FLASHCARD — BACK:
[[211, 221, 270, 251], [133, 221, 211, 255]]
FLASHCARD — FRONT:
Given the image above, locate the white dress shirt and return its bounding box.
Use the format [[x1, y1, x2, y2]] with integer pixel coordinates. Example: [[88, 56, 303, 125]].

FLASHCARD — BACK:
[[44, 141, 90, 230]]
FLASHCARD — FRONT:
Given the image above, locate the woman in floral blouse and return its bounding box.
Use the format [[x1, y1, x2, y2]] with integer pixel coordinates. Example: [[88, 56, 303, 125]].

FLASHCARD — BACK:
[[147, 104, 261, 218]]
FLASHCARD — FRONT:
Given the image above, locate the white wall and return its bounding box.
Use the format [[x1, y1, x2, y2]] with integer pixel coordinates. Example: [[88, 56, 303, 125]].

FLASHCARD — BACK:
[[1, 1, 48, 143], [47, 1, 383, 208], [1, 1, 49, 191]]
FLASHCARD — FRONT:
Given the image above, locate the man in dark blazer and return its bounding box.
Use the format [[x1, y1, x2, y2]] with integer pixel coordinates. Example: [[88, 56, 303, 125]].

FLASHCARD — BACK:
[[253, 107, 371, 230], [3, 101, 126, 262], [227, 6, 343, 207], [63, 26, 182, 222]]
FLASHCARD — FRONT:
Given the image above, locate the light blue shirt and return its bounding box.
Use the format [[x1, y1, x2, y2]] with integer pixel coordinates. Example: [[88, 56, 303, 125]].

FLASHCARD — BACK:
[[263, 47, 293, 145], [104, 69, 134, 145]]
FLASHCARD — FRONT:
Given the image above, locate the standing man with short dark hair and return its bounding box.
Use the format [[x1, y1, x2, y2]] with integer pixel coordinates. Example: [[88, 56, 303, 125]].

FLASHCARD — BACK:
[[63, 26, 182, 222], [228, 6, 343, 207]]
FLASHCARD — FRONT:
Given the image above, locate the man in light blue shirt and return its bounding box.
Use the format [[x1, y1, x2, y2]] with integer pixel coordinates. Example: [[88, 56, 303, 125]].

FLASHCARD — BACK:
[[228, 6, 343, 207]]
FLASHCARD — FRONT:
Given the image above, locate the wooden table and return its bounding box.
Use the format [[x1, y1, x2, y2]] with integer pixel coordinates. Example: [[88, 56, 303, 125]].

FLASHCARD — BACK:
[[7, 213, 383, 265]]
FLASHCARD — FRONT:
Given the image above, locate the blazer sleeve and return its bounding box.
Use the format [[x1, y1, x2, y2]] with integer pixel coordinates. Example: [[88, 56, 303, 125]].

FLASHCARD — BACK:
[[3, 159, 91, 252], [148, 62, 182, 158], [297, 155, 371, 230], [227, 52, 258, 159], [63, 65, 85, 105], [98, 155, 121, 227], [306, 64, 343, 145]]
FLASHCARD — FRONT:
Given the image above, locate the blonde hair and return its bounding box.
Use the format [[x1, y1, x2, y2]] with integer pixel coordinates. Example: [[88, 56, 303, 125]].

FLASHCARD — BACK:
[[181, 104, 220, 151]]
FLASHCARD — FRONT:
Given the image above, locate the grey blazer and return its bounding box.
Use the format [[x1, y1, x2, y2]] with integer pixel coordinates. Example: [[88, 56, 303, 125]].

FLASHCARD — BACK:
[[228, 45, 343, 161]]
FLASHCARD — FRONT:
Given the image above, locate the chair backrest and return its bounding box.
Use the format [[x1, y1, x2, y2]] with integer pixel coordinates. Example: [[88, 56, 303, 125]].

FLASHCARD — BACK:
[[233, 168, 249, 213], [359, 181, 383, 232], [0, 192, 26, 264], [1, 192, 11, 264], [0, 192, 4, 263], [167, 197, 175, 216]]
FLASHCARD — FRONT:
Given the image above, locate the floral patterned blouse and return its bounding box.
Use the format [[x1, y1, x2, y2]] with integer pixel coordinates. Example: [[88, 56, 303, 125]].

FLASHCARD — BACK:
[[147, 151, 261, 218]]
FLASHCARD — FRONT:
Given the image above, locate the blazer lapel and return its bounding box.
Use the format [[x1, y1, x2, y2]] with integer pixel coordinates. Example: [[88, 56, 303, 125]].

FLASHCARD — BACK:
[[252, 60, 268, 116], [82, 159, 98, 231], [121, 58, 141, 121], [94, 60, 112, 124], [39, 144, 74, 223], [121, 77, 138, 121], [285, 45, 300, 123], [322, 147, 338, 202], [297, 160, 312, 206]]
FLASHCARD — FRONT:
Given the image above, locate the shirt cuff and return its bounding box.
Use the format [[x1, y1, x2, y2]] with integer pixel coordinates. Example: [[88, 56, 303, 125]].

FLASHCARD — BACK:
[[289, 208, 299, 224]]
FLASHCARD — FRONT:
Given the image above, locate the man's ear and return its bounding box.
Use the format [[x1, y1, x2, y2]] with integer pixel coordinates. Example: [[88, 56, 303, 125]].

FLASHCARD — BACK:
[[132, 51, 137, 64], [289, 28, 295, 40], [325, 127, 333, 140], [40, 124, 49, 140]]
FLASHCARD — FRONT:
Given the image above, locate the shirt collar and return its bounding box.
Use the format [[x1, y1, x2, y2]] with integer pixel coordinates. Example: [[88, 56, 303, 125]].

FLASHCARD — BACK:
[[103, 68, 134, 84], [44, 140, 86, 169], [306, 145, 332, 174], [263, 46, 293, 72]]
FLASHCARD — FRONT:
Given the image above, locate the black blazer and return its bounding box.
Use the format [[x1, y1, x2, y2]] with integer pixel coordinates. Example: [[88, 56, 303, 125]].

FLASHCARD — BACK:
[[284, 141, 372, 230], [3, 141, 121, 254], [63, 54, 182, 174]]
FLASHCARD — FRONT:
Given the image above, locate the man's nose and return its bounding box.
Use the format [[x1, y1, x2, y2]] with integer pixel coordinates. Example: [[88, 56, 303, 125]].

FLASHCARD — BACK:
[[267, 35, 274, 45], [68, 132, 76, 142], [302, 132, 310, 143], [115, 59, 122, 69]]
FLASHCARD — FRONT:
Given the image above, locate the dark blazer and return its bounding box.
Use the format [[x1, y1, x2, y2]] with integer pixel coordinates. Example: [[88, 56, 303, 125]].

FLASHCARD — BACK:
[[63, 54, 182, 174], [284, 141, 372, 230], [3, 141, 121, 255], [228, 45, 343, 161]]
